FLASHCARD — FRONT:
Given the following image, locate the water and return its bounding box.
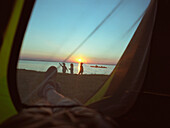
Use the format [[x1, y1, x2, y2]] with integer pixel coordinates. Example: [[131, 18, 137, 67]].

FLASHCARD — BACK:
[[17, 60, 115, 75]]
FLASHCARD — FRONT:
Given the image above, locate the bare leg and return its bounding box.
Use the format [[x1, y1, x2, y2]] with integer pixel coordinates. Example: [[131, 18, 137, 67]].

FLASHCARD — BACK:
[[43, 83, 79, 106], [37, 66, 80, 107]]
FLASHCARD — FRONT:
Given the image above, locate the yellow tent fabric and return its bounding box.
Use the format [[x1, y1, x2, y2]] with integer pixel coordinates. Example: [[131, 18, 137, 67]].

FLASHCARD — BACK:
[[0, 0, 24, 123], [0, 0, 159, 124]]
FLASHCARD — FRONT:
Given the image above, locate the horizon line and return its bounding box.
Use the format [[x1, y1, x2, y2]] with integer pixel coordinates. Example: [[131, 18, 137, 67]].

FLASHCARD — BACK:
[[19, 58, 117, 65]]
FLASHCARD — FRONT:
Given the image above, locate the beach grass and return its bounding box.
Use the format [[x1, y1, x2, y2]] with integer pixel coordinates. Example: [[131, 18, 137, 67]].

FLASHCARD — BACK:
[[17, 69, 109, 104]]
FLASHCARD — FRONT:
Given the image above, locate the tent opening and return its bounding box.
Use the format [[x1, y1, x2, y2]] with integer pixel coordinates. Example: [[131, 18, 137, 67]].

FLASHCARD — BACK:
[[16, 0, 150, 110]]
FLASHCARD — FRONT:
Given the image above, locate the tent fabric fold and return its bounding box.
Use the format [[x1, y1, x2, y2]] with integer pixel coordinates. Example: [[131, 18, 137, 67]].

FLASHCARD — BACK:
[[87, 0, 157, 117], [0, 0, 161, 124]]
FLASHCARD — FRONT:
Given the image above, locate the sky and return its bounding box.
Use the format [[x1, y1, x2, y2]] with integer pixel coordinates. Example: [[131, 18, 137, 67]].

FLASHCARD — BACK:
[[20, 0, 150, 64]]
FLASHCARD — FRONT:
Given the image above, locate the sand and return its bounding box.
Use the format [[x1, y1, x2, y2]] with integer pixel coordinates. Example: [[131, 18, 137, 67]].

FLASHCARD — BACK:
[[17, 69, 109, 104]]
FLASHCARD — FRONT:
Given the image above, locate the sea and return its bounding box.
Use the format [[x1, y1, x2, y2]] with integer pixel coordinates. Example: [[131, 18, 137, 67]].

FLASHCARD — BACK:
[[17, 60, 116, 75]]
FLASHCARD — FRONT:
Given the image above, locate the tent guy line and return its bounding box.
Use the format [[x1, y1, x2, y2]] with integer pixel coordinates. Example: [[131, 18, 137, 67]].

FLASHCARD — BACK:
[[23, 0, 123, 102], [61, 0, 123, 63]]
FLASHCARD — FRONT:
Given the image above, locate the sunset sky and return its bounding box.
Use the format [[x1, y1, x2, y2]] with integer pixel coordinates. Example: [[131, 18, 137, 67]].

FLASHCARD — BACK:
[[20, 0, 150, 64]]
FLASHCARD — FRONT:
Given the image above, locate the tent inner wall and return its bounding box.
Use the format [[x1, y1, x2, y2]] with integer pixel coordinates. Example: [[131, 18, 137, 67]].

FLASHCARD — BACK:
[[88, 0, 157, 118]]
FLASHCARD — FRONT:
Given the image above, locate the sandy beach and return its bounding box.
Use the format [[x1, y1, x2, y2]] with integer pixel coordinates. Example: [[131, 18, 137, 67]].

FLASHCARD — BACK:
[[17, 69, 109, 104]]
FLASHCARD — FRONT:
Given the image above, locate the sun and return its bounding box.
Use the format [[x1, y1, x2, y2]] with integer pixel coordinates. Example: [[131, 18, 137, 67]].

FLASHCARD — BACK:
[[78, 58, 82, 62], [74, 56, 87, 63], [76, 57, 85, 63]]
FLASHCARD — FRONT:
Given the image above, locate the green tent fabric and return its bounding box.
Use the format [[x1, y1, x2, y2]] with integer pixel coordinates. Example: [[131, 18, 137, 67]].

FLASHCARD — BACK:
[[0, 0, 25, 123], [0, 0, 157, 121], [0, 0, 170, 127]]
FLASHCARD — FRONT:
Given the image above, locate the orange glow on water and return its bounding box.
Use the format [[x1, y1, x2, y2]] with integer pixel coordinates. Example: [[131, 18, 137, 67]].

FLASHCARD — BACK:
[[76, 58, 82, 73], [78, 63, 80, 73]]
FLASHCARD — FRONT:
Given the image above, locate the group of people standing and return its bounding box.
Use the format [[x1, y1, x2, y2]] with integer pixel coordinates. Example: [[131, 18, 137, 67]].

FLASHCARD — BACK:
[[59, 62, 84, 75]]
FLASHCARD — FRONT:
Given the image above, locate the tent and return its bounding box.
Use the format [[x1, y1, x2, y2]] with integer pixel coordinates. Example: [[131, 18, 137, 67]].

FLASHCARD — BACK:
[[0, 0, 170, 127]]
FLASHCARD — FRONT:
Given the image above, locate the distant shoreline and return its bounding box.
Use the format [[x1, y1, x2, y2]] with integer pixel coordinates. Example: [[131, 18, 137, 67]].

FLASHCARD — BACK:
[[19, 59, 117, 66]]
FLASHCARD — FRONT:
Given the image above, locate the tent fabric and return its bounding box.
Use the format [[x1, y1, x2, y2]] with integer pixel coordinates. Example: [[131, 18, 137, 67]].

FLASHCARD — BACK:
[[142, 0, 170, 94], [0, 0, 161, 124], [85, 66, 118, 105], [0, 0, 169, 126], [0, 0, 25, 123], [87, 0, 157, 117]]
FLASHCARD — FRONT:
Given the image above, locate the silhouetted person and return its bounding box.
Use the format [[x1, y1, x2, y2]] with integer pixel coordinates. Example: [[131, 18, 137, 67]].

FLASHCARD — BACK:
[[59, 63, 68, 73], [69, 63, 74, 74], [78, 62, 84, 75]]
